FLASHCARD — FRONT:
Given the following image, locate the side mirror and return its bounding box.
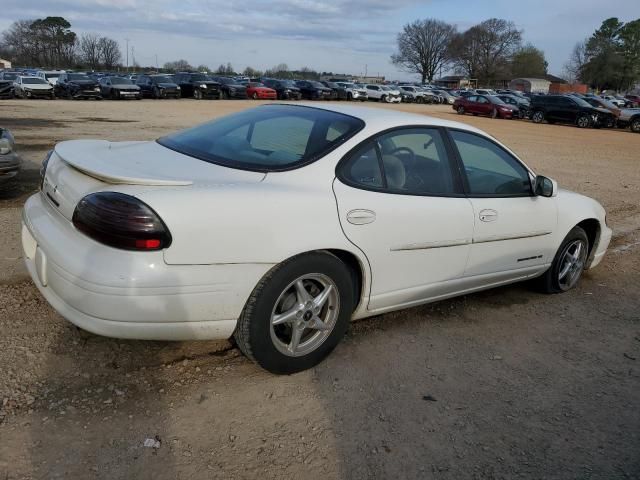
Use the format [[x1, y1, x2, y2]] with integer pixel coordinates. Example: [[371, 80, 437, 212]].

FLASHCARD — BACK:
[[534, 175, 557, 197]]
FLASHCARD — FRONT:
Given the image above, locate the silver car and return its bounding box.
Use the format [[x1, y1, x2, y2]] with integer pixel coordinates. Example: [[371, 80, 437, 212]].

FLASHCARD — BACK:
[[0, 128, 21, 186]]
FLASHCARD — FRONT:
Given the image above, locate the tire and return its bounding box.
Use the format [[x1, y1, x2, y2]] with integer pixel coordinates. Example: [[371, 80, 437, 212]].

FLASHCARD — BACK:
[[380, 95, 387, 103], [576, 114, 591, 128], [252, 92, 258, 100], [532, 110, 544, 123], [220, 90, 228, 100], [152, 86, 161, 99], [111, 90, 118, 100], [234, 251, 355, 374], [630, 117, 640, 133], [491, 108, 498, 119], [194, 89, 202, 100], [457, 105, 465, 115], [536, 226, 589, 294], [347, 92, 353, 101]]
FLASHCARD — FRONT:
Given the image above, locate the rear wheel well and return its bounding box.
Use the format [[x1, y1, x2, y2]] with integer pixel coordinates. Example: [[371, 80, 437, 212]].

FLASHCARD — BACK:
[[576, 218, 600, 258]]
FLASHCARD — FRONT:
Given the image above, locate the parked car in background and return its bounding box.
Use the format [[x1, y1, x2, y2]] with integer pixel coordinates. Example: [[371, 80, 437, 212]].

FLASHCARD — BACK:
[[0, 78, 14, 98], [262, 79, 302, 100], [211, 77, 248, 99], [624, 94, 640, 107], [295, 80, 333, 100], [0, 127, 20, 186], [453, 94, 517, 119], [616, 108, 640, 133], [245, 82, 277, 100], [0, 71, 20, 82], [23, 104, 611, 373], [336, 82, 367, 101], [530, 95, 614, 128], [320, 81, 342, 100], [54, 72, 102, 99], [36, 70, 65, 86], [99, 76, 142, 100], [600, 94, 625, 108], [13, 76, 55, 99], [584, 97, 620, 126], [175, 73, 221, 99], [475, 88, 497, 96], [380, 85, 402, 103], [397, 85, 424, 103], [136, 74, 181, 99], [431, 89, 456, 105], [496, 94, 530, 119]]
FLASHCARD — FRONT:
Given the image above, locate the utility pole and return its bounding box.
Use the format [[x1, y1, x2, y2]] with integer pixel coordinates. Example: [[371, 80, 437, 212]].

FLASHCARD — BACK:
[[131, 46, 135, 69], [155, 54, 158, 69], [364, 64, 368, 78], [125, 38, 130, 72]]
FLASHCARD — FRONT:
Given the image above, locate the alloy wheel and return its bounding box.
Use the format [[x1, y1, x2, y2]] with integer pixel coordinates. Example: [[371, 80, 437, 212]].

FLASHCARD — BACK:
[[269, 273, 340, 357], [557, 239, 587, 291]]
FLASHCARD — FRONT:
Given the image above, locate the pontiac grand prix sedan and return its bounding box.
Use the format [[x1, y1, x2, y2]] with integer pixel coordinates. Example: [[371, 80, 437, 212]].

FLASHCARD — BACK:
[[22, 104, 611, 373]]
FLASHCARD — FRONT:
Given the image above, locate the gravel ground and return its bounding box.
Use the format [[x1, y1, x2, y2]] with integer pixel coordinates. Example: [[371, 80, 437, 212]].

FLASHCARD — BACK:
[[0, 99, 639, 480]]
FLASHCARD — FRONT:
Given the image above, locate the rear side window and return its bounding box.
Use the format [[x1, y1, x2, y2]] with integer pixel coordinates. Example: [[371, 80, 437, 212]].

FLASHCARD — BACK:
[[158, 105, 364, 171], [450, 130, 531, 197]]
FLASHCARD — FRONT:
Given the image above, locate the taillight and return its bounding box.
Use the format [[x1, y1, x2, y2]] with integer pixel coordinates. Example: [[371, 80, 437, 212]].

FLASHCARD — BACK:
[[72, 192, 171, 251], [40, 150, 53, 189]]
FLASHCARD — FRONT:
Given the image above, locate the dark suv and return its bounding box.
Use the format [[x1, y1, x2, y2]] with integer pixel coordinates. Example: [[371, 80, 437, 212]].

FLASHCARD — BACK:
[[136, 75, 181, 99], [530, 95, 614, 128], [262, 79, 301, 100], [54, 73, 102, 99], [174, 73, 221, 99], [210, 77, 247, 99]]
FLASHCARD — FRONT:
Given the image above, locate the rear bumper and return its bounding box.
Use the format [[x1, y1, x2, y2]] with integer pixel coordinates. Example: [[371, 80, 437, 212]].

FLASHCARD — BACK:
[[21, 192, 273, 340]]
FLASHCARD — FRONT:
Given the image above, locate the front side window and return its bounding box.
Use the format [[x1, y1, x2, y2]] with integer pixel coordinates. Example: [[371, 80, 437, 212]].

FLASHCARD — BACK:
[[340, 128, 456, 196], [450, 130, 531, 197], [158, 105, 364, 171]]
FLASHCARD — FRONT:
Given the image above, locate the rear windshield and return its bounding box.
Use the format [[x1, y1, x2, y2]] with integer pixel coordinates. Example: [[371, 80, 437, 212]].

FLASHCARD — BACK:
[[158, 105, 364, 172]]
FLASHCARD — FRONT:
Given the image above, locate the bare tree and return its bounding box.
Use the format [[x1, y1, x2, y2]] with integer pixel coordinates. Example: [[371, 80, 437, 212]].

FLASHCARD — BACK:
[[563, 41, 587, 83], [451, 18, 522, 85], [391, 19, 457, 83], [79, 33, 101, 70], [163, 59, 192, 72], [98, 37, 121, 70]]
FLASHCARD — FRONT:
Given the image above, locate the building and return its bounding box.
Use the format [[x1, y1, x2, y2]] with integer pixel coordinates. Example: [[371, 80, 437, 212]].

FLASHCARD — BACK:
[[434, 76, 476, 89], [508, 78, 551, 93], [320, 74, 385, 84], [0, 59, 12, 69]]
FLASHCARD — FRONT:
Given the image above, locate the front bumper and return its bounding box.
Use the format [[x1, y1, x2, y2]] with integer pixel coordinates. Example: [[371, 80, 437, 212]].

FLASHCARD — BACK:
[[21, 192, 273, 340], [0, 152, 21, 184], [71, 89, 102, 99], [23, 89, 54, 98], [587, 224, 612, 270]]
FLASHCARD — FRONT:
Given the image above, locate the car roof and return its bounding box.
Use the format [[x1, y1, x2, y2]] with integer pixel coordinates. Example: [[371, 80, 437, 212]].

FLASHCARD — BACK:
[[281, 103, 487, 135]]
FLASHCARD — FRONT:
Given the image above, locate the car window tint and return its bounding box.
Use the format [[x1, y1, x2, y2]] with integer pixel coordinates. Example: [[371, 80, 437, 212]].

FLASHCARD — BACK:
[[250, 116, 313, 159], [158, 105, 364, 171], [341, 143, 383, 188], [376, 128, 454, 194], [451, 130, 531, 196]]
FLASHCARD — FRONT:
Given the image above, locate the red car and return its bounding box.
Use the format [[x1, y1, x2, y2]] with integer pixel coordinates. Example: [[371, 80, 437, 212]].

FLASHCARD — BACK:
[[246, 82, 277, 100], [452, 94, 517, 119], [625, 94, 640, 107]]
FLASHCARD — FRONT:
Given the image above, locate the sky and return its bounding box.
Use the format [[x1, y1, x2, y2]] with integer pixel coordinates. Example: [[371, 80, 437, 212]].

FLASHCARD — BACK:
[[1, 0, 638, 80]]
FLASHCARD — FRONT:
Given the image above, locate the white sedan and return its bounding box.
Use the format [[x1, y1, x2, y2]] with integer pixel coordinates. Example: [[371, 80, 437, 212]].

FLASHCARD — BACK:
[[13, 76, 55, 99], [22, 104, 612, 373]]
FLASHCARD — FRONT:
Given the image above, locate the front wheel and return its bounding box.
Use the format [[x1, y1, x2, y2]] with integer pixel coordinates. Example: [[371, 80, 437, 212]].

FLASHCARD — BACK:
[[531, 110, 544, 123], [234, 251, 354, 374], [152, 87, 161, 99], [630, 117, 640, 133], [491, 108, 498, 119], [252, 92, 258, 100], [457, 105, 465, 115], [536, 227, 589, 293], [576, 114, 591, 128], [194, 89, 202, 100]]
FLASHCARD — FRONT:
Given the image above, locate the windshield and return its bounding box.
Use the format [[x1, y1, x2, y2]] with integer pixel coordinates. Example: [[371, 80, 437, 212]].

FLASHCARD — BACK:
[[217, 78, 235, 85], [22, 77, 49, 84], [488, 96, 506, 105], [110, 77, 132, 84], [152, 76, 172, 83], [309, 81, 325, 88], [572, 96, 593, 108], [190, 74, 209, 82], [280, 80, 297, 87], [158, 105, 364, 172], [44, 73, 61, 79], [248, 82, 265, 87]]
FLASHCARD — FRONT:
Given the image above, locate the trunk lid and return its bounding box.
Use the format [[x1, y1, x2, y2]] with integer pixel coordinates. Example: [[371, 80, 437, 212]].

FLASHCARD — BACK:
[[43, 139, 265, 221]]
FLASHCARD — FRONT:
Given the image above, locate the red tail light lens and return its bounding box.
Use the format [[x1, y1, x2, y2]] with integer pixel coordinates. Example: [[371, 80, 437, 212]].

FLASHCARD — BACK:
[[72, 192, 171, 251]]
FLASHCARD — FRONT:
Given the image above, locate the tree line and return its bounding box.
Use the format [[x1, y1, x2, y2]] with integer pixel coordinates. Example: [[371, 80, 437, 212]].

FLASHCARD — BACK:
[[391, 18, 546, 85], [0, 17, 122, 70], [564, 17, 640, 91]]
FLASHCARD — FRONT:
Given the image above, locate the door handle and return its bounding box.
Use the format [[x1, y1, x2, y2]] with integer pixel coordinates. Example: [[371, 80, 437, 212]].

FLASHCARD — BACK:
[[479, 209, 498, 222], [347, 209, 376, 225]]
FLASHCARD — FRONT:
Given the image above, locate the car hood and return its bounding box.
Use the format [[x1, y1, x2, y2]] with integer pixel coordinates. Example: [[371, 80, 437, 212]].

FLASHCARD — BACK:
[[69, 80, 98, 87], [594, 107, 612, 115], [53, 139, 265, 187], [223, 83, 246, 89], [156, 83, 179, 88]]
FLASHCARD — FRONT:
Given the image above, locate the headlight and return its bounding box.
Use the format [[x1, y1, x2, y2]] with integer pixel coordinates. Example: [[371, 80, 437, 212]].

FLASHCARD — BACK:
[[176, 86, 181, 90], [200, 84, 207, 89], [0, 137, 12, 155], [94, 87, 100, 91], [285, 89, 291, 93]]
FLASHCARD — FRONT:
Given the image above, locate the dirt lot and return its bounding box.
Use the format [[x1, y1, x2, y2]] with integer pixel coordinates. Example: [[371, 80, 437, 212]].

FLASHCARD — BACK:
[[0, 99, 639, 480]]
